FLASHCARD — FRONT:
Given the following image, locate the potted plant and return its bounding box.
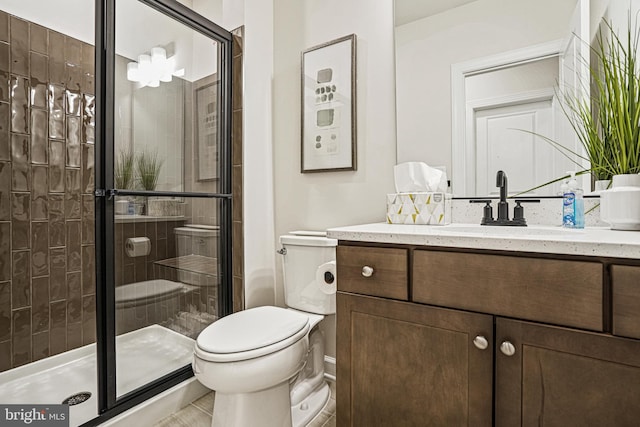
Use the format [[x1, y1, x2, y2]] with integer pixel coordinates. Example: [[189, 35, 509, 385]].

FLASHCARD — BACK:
[[530, 15, 640, 229], [114, 149, 135, 214], [587, 17, 640, 229], [136, 149, 164, 215], [564, 17, 640, 180], [115, 149, 135, 190]]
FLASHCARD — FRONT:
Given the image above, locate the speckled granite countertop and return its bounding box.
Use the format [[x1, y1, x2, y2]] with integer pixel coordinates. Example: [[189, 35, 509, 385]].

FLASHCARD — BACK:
[[327, 223, 640, 259]]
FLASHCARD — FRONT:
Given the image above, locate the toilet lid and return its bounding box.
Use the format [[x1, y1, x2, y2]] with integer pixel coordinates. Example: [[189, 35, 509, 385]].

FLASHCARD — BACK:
[[196, 306, 310, 357]]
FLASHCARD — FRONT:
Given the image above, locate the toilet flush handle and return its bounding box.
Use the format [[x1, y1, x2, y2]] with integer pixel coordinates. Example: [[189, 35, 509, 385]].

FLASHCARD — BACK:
[[276, 248, 287, 255]]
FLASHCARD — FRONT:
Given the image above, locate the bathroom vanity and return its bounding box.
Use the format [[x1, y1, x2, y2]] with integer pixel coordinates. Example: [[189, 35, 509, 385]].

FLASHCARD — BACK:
[[328, 223, 640, 426]]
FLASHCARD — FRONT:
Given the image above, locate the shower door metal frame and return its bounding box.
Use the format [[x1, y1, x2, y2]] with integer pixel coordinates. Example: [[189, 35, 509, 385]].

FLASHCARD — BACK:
[[89, 0, 233, 424]]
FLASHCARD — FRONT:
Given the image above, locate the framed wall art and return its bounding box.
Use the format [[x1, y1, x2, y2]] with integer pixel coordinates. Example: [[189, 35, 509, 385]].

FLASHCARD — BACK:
[[195, 81, 219, 181], [301, 34, 357, 173]]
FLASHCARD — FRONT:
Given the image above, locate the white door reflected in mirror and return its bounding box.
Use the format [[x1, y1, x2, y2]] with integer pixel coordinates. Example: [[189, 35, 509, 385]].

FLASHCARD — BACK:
[[394, 0, 594, 197], [475, 100, 555, 197]]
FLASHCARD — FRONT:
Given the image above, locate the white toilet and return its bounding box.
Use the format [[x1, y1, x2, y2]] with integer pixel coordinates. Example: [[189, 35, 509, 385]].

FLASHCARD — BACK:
[[174, 224, 219, 259], [192, 232, 337, 427]]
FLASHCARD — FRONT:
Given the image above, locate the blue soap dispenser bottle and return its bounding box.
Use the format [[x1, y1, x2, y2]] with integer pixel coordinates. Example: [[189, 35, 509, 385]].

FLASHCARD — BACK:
[[562, 171, 584, 229]]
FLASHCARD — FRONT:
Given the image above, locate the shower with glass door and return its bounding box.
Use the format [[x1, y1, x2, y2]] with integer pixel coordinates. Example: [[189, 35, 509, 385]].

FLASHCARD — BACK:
[[0, 0, 232, 425]]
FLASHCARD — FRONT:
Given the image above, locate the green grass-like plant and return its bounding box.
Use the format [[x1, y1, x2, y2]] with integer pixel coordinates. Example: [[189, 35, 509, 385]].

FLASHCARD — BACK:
[[520, 14, 640, 195], [136, 149, 164, 191], [565, 16, 640, 180], [115, 149, 135, 189]]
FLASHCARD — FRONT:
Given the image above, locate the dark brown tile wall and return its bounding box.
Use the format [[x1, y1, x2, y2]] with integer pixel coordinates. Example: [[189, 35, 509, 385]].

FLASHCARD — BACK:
[[113, 217, 223, 337], [114, 219, 184, 289], [0, 10, 95, 372], [231, 27, 244, 313]]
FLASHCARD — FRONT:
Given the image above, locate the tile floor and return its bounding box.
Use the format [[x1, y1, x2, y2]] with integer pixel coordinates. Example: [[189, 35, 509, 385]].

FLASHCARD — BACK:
[[153, 381, 336, 427]]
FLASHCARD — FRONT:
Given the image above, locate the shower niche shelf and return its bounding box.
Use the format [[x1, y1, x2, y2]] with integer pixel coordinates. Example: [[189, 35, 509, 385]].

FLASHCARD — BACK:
[[154, 255, 218, 277]]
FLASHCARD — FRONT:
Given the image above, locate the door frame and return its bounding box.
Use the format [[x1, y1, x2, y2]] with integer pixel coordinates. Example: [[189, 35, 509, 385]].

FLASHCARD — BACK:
[[451, 40, 562, 196]]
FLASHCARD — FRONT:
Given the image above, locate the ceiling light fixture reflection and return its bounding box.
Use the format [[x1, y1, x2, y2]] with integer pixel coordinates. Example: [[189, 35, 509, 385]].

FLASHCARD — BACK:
[[126, 47, 185, 88]]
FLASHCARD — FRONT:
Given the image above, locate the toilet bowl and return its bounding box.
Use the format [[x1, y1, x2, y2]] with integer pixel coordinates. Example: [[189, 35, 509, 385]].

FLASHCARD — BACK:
[[193, 232, 336, 427]]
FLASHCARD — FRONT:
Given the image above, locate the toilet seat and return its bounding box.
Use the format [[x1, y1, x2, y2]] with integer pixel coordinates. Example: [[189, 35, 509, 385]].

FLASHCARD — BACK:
[[195, 306, 310, 363]]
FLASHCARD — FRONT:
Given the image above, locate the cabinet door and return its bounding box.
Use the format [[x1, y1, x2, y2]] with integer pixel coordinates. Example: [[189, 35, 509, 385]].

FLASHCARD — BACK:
[[337, 292, 493, 426], [496, 318, 640, 426], [612, 264, 640, 339]]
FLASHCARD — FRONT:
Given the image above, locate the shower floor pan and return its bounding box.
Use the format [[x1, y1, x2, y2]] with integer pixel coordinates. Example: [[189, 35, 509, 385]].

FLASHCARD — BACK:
[[0, 325, 195, 427]]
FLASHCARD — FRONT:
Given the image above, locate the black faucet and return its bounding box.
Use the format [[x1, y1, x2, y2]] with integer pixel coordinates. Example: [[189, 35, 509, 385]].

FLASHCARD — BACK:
[[469, 170, 540, 226], [496, 170, 509, 222]]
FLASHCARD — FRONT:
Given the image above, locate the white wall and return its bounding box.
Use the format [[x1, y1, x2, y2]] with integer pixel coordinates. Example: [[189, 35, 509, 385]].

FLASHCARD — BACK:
[[395, 0, 577, 181], [603, 0, 640, 33], [465, 57, 559, 102], [273, 0, 397, 356], [193, 0, 277, 310], [240, 0, 277, 308], [273, 0, 397, 298]]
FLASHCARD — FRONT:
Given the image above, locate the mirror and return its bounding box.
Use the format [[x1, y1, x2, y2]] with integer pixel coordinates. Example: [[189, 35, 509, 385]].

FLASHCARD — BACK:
[[114, 0, 221, 193], [394, 0, 605, 197]]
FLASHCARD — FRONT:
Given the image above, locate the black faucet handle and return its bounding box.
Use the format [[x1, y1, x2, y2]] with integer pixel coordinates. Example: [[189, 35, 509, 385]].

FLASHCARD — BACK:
[[512, 199, 540, 224], [469, 199, 494, 225], [513, 201, 525, 221]]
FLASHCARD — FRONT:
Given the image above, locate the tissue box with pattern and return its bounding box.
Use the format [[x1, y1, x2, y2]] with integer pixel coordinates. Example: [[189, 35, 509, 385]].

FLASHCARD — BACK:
[[386, 192, 452, 225]]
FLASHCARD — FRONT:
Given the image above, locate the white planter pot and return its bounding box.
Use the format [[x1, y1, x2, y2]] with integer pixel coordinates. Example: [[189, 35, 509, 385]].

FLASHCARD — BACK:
[[600, 174, 640, 230], [594, 179, 612, 192]]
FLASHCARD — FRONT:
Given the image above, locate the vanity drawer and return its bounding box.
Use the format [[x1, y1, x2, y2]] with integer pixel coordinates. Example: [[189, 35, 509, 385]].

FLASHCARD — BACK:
[[612, 265, 640, 339], [337, 245, 408, 300], [413, 250, 603, 331]]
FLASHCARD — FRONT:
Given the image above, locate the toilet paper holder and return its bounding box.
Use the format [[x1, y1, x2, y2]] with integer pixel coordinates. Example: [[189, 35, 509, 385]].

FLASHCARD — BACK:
[[125, 237, 151, 257], [316, 261, 337, 294], [324, 271, 335, 284]]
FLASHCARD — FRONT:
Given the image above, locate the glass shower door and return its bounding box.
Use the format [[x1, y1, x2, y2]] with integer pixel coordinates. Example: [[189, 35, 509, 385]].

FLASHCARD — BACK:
[[105, 0, 232, 404]]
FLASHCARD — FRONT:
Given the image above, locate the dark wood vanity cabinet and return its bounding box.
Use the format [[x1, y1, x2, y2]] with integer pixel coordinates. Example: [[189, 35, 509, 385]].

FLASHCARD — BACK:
[[336, 243, 640, 426], [336, 293, 493, 427]]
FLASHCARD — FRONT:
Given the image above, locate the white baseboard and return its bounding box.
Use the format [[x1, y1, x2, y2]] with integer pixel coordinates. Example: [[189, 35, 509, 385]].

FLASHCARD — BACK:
[[324, 355, 336, 382]]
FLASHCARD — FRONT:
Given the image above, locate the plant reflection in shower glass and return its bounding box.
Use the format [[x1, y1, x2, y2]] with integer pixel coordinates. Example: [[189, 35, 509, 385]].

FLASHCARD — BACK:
[[115, 149, 135, 189], [136, 149, 164, 191]]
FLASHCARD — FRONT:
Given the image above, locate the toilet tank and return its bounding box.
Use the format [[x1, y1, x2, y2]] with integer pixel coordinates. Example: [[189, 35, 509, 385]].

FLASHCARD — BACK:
[[174, 225, 219, 258], [280, 232, 337, 315]]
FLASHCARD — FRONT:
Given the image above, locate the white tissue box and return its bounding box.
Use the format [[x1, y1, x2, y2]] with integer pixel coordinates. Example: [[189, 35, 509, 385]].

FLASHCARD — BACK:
[[386, 192, 452, 225]]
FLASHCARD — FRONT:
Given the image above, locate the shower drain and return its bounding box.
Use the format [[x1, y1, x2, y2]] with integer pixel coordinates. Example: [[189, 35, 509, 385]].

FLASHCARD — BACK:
[[62, 392, 92, 405]]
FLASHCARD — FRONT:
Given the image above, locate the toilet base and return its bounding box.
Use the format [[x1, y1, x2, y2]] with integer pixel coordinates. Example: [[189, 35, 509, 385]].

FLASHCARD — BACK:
[[291, 381, 330, 427], [212, 381, 292, 427]]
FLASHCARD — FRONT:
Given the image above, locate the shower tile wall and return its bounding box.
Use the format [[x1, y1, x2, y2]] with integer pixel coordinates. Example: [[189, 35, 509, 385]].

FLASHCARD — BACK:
[[114, 219, 182, 288], [0, 11, 95, 372], [231, 27, 244, 312]]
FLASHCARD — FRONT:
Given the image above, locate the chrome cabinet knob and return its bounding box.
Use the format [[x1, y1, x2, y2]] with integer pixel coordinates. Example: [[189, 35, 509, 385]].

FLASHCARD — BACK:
[[472, 335, 489, 350], [361, 266, 374, 277], [500, 340, 516, 357]]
